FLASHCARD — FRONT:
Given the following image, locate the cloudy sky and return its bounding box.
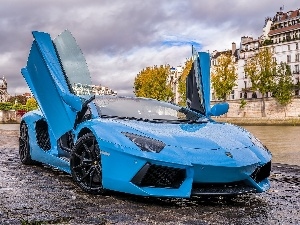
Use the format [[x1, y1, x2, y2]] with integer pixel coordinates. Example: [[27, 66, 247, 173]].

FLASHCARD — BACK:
[[1, 0, 299, 96]]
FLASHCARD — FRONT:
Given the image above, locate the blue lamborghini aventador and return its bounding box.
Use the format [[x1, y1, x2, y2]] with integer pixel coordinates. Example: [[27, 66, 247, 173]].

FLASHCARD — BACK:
[[19, 30, 272, 197]]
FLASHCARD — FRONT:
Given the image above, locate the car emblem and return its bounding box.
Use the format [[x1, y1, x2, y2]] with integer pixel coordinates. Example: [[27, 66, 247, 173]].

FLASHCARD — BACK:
[[225, 151, 233, 158]]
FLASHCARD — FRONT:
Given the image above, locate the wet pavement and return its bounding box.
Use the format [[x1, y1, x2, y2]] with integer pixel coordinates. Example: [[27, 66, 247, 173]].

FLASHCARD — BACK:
[[0, 129, 300, 225]]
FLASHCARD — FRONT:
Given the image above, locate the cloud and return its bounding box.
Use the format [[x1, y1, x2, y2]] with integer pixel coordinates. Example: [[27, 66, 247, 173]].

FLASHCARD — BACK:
[[0, 0, 299, 96], [86, 44, 191, 96]]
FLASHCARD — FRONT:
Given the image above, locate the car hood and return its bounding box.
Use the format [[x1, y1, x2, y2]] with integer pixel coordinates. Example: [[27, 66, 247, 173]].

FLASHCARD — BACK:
[[113, 120, 253, 150], [88, 118, 271, 167], [106, 119, 271, 166]]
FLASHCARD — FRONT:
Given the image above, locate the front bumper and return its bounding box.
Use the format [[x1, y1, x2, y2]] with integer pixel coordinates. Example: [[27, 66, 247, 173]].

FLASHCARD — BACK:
[[130, 161, 271, 197]]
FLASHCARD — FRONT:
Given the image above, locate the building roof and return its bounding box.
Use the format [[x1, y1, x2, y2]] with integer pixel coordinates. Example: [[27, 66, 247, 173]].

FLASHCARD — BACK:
[[211, 50, 231, 59], [269, 23, 300, 36], [291, 10, 299, 18], [273, 9, 300, 23]]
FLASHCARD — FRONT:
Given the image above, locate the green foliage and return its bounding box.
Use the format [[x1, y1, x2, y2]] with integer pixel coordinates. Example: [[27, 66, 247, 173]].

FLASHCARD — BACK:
[[272, 63, 294, 106], [0, 102, 13, 110], [178, 58, 193, 106], [244, 48, 276, 95], [0, 97, 37, 112], [13, 103, 26, 110], [211, 53, 237, 101], [244, 48, 276, 117], [262, 39, 273, 46], [134, 65, 174, 101], [26, 97, 38, 111], [240, 98, 247, 109]]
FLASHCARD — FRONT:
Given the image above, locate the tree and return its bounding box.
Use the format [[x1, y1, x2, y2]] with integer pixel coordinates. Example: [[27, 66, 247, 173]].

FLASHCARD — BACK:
[[8, 95, 27, 105], [134, 65, 174, 101], [26, 97, 39, 111], [211, 53, 237, 101], [0, 102, 13, 110], [244, 48, 276, 117], [12, 102, 25, 110], [272, 62, 294, 108], [177, 58, 193, 106]]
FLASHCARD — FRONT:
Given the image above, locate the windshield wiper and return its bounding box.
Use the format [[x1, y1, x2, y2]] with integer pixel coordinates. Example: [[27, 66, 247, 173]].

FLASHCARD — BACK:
[[101, 115, 145, 121], [100, 115, 208, 124], [151, 118, 208, 124], [150, 119, 189, 124]]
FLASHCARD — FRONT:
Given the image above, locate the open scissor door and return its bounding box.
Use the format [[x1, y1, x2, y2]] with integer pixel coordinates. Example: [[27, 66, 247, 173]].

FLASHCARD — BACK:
[[186, 47, 211, 116], [21, 30, 93, 139]]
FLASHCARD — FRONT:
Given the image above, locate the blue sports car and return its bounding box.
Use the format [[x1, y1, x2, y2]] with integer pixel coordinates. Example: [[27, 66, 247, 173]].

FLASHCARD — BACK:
[[19, 30, 272, 197]]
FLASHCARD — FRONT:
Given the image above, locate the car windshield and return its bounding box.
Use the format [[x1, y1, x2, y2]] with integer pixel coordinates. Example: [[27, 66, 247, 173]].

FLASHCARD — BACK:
[[94, 96, 207, 122]]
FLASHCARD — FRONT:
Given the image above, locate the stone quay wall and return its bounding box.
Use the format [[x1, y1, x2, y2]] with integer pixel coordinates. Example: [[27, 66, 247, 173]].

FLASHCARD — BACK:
[[0, 110, 21, 123], [1, 98, 300, 124], [212, 97, 300, 119]]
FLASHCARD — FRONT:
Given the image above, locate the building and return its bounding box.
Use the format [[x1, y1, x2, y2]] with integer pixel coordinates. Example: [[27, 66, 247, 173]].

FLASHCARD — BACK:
[[237, 36, 261, 99], [167, 66, 183, 104], [266, 8, 300, 94], [211, 7, 300, 101], [72, 83, 117, 96], [0, 77, 9, 102], [22, 92, 33, 99]]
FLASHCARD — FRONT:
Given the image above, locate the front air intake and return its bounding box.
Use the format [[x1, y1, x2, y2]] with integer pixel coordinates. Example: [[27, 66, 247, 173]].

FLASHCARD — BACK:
[[131, 163, 186, 188], [251, 161, 271, 183]]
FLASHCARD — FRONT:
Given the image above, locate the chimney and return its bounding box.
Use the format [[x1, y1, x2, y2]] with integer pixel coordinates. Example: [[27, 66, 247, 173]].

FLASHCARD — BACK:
[[232, 42, 236, 55]]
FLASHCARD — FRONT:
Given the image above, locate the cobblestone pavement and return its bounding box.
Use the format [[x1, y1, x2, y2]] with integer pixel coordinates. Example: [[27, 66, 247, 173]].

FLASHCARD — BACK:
[[0, 129, 299, 225]]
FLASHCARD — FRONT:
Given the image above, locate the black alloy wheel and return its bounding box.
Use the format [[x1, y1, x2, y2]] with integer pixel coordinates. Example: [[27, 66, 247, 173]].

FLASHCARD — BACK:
[[70, 133, 104, 194], [19, 122, 33, 164]]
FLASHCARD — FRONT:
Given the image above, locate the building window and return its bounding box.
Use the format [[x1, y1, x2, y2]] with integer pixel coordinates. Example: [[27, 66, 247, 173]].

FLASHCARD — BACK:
[[230, 90, 235, 100], [287, 55, 291, 63], [295, 65, 299, 73], [288, 45, 291, 50], [271, 47, 275, 53], [296, 43, 299, 50], [296, 53, 300, 62], [272, 57, 277, 63]]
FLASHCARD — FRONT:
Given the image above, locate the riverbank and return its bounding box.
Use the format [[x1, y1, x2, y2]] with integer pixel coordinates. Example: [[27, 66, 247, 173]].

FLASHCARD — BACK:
[[214, 117, 300, 126], [0, 123, 20, 130]]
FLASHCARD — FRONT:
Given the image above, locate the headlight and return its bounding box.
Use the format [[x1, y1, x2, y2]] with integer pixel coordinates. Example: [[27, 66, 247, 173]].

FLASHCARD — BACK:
[[122, 132, 165, 153]]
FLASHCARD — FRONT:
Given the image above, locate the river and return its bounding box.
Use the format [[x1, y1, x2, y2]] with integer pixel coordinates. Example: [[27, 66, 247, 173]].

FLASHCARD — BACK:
[[0, 123, 299, 166], [244, 126, 300, 166]]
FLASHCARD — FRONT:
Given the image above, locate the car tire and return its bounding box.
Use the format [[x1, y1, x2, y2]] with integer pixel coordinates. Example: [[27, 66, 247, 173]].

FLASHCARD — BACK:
[[70, 133, 105, 194], [19, 122, 33, 165]]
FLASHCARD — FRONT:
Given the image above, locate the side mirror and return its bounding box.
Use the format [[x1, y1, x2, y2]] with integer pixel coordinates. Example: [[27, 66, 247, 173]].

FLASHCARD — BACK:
[[210, 102, 229, 116]]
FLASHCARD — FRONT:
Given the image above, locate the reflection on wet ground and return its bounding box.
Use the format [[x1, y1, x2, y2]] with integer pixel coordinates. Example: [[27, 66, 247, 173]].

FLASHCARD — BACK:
[[0, 129, 299, 224]]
